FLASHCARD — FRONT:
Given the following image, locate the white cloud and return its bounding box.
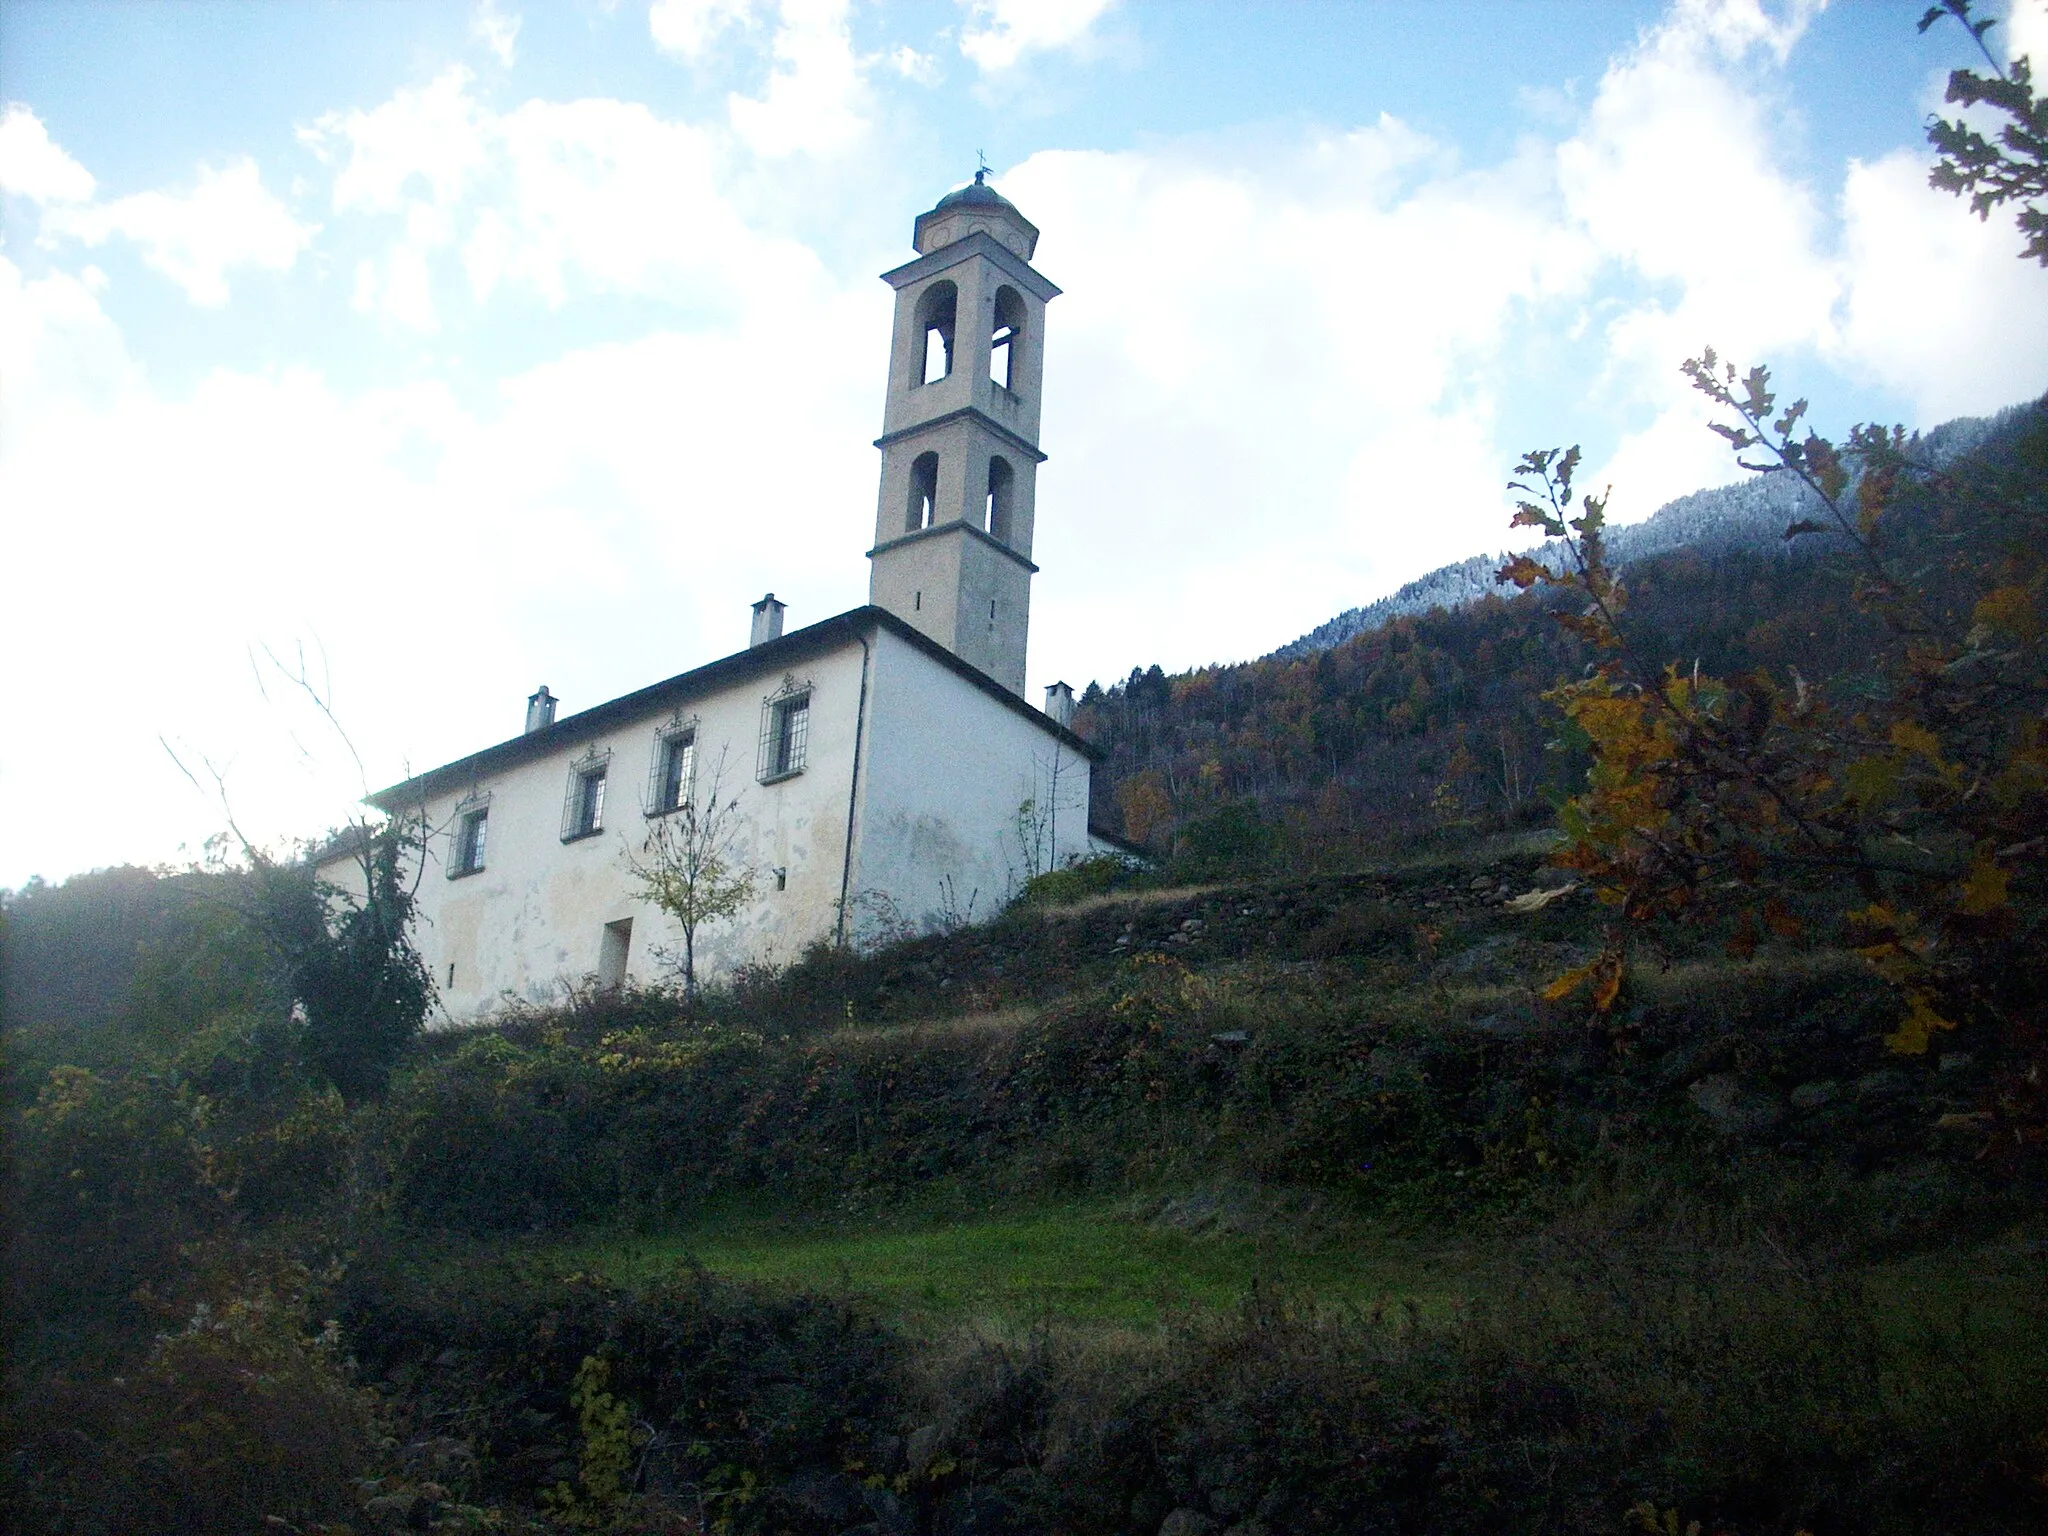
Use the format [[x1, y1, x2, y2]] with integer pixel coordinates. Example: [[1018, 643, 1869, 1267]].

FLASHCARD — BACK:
[[890, 44, 939, 85], [958, 0, 1115, 73], [649, 0, 760, 60], [303, 67, 830, 329], [2005, 0, 2047, 69], [1003, 129, 1593, 682], [0, 103, 95, 204], [1835, 146, 2048, 419], [472, 0, 522, 66], [1659, 0, 1824, 66], [42, 158, 313, 306], [1551, 0, 1842, 517], [0, 237, 881, 886], [726, 0, 870, 157]]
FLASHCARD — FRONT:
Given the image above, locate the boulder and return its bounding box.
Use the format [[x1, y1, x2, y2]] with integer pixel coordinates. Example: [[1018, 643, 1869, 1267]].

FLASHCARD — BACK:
[[1788, 1079, 1839, 1110], [1687, 1073, 1785, 1137]]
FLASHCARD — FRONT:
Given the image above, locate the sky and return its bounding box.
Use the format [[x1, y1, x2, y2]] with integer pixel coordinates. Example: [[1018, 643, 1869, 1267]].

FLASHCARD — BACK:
[[4, 0, 2047, 889]]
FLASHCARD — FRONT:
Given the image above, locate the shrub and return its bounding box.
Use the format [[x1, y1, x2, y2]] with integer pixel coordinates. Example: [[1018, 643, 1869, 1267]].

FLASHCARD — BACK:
[[1014, 853, 1146, 909], [7, 1263, 374, 1536], [335, 1252, 902, 1530], [9, 1066, 231, 1364], [906, 1208, 2048, 1535]]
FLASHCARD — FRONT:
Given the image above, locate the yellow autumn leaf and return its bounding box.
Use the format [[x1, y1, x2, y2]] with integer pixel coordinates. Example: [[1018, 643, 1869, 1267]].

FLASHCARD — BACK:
[[1542, 961, 1598, 1002], [1960, 851, 2009, 915], [1591, 956, 1625, 1012], [1972, 583, 2038, 640], [1884, 992, 1956, 1055], [1888, 719, 1944, 764], [1843, 754, 1899, 808]]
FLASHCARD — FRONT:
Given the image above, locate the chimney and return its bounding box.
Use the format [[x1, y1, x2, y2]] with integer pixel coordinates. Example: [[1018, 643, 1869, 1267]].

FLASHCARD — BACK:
[[1043, 680, 1075, 729], [750, 592, 786, 648], [525, 685, 557, 734]]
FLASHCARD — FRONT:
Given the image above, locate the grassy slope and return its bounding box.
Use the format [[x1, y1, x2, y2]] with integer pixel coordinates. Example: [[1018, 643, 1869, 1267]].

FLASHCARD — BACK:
[[475, 863, 2037, 1354], [546, 1196, 1477, 1328]]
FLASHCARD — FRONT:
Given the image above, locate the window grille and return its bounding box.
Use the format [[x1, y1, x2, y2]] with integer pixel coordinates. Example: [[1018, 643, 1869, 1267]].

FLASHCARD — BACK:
[[450, 800, 490, 877], [757, 683, 811, 783], [647, 717, 698, 816], [561, 748, 613, 841]]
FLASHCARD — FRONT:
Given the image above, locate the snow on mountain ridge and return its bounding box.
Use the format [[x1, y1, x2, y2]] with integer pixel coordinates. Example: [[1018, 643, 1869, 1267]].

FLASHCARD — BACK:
[[1271, 409, 2014, 661]]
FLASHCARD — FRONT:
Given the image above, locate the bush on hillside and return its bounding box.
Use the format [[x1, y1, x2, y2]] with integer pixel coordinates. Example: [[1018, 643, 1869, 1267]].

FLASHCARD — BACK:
[[8, 1263, 375, 1536], [9, 1066, 232, 1365], [371, 943, 2008, 1239], [1014, 852, 1147, 909], [907, 1207, 2048, 1535], [335, 1253, 901, 1529]]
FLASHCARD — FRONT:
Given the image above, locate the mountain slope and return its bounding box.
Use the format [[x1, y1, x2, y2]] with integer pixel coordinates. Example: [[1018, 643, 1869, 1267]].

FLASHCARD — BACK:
[[1273, 409, 2013, 660]]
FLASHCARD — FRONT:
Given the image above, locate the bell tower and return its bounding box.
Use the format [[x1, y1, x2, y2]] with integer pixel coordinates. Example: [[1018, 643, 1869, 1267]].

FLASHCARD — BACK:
[[868, 173, 1059, 696]]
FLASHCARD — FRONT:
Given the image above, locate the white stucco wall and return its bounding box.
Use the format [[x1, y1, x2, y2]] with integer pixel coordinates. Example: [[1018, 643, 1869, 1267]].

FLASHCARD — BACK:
[[325, 616, 1097, 1023], [376, 638, 869, 1020], [845, 624, 1094, 941]]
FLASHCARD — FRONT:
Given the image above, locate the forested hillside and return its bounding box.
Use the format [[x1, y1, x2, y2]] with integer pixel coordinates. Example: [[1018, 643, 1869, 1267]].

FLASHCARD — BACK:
[[1076, 406, 2032, 862]]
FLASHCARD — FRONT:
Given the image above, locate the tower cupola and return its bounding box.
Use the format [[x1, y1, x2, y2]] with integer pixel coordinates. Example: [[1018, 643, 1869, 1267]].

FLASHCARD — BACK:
[[867, 173, 1060, 696], [913, 172, 1041, 259]]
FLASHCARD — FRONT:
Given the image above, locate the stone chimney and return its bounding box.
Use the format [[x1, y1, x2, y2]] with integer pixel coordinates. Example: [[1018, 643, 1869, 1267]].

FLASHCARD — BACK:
[[525, 685, 557, 734], [1043, 680, 1075, 729], [750, 593, 786, 648]]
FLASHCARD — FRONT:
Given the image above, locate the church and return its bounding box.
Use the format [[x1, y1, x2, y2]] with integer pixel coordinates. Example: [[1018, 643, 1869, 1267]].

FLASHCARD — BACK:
[[337, 177, 1130, 1017]]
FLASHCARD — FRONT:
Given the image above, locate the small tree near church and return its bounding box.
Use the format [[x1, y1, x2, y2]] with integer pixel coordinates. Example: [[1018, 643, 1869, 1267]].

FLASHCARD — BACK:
[[625, 745, 756, 1007]]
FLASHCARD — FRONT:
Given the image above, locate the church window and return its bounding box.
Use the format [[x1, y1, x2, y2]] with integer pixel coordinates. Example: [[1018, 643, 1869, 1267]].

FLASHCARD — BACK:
[[906, 451, 938, 532], [759, 685, 811, 782], [913, 281, 956, 386], [990, 286, 1024, 391], [451, 803, 489, 877], [648, 721, 697, 815], [985, 455, 1015, 543], [562, 750, 611, 841]]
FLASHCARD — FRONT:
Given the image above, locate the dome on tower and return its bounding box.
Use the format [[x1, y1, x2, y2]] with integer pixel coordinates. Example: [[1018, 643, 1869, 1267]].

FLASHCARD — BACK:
[[931, 178, 1017, 214], [913, 171, 1039, 261]]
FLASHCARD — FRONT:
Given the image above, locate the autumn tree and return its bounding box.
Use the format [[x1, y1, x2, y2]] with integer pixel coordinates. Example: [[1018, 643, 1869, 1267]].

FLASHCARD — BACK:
[[624, 745, 756, 1007], [1499, 2, 2047, 1148]]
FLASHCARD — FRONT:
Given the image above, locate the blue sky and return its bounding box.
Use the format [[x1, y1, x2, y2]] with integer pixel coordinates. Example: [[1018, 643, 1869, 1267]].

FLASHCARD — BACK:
[[4, 0, 2046, 887]]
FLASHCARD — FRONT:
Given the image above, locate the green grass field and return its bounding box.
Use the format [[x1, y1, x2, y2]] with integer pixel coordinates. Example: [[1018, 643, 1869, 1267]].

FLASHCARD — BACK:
[[546, 1195, 1478, 1328], [501, 1187, 2045, 1364]]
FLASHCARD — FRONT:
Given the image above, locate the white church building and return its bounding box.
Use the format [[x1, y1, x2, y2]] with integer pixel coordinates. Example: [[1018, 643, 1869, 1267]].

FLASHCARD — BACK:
[[339, 177, 1127, 1017]]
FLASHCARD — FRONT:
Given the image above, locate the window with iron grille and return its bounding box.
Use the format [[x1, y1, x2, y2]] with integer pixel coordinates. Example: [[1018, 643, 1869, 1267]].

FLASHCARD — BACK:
[[648, 719, 697, 816], [757, 685, 810, 783], [449, 798, 490, 878], [561, 749, 612, 841]]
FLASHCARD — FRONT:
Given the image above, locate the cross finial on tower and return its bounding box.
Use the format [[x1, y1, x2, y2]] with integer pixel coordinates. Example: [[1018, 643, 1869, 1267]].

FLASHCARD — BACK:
[[974, 150, 989, 183]]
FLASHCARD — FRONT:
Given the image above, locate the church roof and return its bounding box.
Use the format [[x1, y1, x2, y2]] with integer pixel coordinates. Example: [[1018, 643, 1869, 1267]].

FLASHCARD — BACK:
[[912, 171, 1040, 261], [364, 605, 1101, 813], [931, 177, 1018, 215]]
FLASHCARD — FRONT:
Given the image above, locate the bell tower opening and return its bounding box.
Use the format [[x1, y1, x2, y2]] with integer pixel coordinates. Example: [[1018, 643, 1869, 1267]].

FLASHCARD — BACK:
[[914, 281, 956, 387], [990, 286, 1024, 392], [985, 456, 1014, 544], [906, 451, 939, 532], [868, 173, 1059, 697]]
